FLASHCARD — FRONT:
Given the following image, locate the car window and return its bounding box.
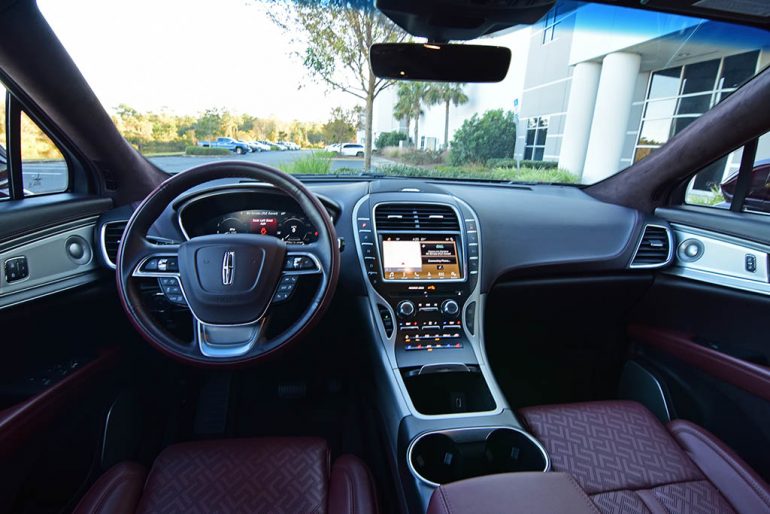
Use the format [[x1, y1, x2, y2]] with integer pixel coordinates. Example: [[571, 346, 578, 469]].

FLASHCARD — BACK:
[[685, 131, 770, 212], [20, 110, 69, 196], [39, 0, 770, 184], [0, 85, 7, 200]]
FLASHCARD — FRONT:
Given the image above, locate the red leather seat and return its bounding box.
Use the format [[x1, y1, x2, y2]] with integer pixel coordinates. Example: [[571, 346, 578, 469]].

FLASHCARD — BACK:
[[73, 437, 377, 514], [520, 400, 770, 514]]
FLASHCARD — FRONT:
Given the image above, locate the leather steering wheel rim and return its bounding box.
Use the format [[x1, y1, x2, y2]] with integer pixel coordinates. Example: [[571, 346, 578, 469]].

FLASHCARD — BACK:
[[115, 161, 340, 367]]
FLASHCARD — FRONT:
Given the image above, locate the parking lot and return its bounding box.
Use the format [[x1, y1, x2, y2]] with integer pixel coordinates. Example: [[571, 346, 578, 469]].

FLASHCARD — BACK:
[[20, 149, 380, 195], [148, 149, 370, 174]]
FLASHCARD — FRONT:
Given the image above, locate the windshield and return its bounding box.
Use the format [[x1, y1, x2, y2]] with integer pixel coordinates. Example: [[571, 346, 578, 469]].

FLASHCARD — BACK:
[[39, 0, 770, 185]]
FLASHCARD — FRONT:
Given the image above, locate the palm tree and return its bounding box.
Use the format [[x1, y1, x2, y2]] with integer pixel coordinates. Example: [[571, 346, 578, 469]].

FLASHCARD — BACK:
[[395, 82, 430, 148], [393, 94, 413, 146], [426, 83, 469, 149]]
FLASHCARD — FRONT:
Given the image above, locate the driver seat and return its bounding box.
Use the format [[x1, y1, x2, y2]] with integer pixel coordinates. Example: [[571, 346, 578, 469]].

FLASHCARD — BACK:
[[73, 437, 377, 514]]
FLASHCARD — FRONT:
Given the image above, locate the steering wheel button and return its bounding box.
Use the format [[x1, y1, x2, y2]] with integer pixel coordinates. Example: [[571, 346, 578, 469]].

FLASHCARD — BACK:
[[143, 258, 159, 271]]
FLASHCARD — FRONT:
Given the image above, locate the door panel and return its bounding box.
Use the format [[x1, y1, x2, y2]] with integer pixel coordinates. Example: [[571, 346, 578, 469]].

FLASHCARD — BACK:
[[0, 196, 130, 511], [630, 209, 770, 480]]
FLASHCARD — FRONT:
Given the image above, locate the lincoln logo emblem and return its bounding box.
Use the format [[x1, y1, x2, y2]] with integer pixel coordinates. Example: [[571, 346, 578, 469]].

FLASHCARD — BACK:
[[222, 251, 235, 285]]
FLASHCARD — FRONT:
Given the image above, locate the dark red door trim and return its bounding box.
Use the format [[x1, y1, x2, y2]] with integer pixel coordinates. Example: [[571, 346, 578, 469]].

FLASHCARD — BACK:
[[0, 346, 120, 456], [629, 325, 770, 402]]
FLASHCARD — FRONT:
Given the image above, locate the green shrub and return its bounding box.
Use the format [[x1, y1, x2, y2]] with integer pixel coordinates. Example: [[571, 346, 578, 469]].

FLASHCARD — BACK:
[[278, 152, 332, 175], [400, 149, 446, 165], [485, 158, 559, 169], [376, 131, 408, 149], [141, 141, 187, 154], [185, 146, 230, 156], [449, 109, 516, 165], [373, 163, 579, 184]]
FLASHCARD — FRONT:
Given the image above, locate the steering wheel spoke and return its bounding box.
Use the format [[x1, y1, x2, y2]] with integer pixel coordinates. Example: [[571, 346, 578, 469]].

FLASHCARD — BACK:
[[194, 316, 267, 358]]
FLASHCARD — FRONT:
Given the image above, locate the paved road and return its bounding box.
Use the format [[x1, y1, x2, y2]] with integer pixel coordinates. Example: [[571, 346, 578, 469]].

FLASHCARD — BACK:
[[20, 150, 378, 195]]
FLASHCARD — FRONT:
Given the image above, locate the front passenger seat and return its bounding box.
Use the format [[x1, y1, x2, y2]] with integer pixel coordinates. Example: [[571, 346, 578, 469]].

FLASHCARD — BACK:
[[73, 437, 377, 514], [521, 401, 770, 514]]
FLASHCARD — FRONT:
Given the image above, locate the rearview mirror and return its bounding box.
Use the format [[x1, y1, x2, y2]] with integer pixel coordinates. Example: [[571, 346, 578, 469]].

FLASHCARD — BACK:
[[370, 43, 511, 83]]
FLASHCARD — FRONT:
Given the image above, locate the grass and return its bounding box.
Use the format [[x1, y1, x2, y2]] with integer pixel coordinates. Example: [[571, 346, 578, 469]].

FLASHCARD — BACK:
[[686, 189, 726, 207], [185, 146, 230, 156], [278, 152, 332, 174]]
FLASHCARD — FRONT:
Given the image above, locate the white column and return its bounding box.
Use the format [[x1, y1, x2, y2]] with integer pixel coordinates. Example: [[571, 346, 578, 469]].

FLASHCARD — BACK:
[[558, 62, 601, 176], [582, 52, 641, 183]]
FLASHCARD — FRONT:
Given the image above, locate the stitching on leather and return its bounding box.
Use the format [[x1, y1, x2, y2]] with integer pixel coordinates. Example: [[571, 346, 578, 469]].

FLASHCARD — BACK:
[[343, 467, 354, 514], [564, 474, 601, 514], [438, 487, 452, 514], [636, 488, 668, 514], [672, 423, 770, 508]]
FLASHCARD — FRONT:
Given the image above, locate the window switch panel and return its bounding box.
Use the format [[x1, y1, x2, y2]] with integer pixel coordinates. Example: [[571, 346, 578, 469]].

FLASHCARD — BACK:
[[4, 256, 29, 283]]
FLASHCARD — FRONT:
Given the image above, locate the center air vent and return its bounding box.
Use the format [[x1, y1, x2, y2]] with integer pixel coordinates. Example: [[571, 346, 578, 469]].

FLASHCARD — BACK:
[[102, 221, 127, 268], [631, 225, 672, 268], [375, 204, 460, 231]]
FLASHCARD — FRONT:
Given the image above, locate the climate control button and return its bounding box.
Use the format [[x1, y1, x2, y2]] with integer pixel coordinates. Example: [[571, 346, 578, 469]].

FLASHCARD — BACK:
[[397, 300, 416, 318], [441, 299, 460, 318]]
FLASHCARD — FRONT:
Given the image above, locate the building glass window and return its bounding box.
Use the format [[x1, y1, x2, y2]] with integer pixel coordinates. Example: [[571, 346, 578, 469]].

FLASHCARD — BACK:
[[633, 50, 759, 178], [524, 116, 548, 161], [542, 7, 560, 44]]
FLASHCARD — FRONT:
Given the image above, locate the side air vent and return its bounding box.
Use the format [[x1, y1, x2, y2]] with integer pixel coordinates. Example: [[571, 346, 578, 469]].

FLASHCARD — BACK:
[[375, 204, 460, 231], [630, 225, 672, 268], [102, 221, 127, 268]]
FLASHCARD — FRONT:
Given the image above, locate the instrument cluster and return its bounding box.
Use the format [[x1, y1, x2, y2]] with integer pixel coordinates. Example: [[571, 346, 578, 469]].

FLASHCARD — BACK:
[[211, 209, 318, 244]]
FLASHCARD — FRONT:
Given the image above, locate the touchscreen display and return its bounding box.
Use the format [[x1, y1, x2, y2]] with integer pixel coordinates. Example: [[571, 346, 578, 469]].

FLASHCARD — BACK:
[[381, 235, 462, 280]]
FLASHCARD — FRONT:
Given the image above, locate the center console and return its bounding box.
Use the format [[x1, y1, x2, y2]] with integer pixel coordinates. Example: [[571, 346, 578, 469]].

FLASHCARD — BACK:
[[353, 190, 549, 513]]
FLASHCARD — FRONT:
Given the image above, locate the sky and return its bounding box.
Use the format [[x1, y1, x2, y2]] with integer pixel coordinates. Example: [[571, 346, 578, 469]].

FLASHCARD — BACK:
[[38, 0, 357, 122]]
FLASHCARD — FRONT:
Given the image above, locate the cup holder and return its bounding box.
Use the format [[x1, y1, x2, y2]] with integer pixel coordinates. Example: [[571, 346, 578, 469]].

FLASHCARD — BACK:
[[408, 427, 549, 486]]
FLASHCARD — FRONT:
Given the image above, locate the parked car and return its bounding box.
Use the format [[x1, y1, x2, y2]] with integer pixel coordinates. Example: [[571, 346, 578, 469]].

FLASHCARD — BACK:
[[338, 143, 365, 157], [324, 143, 341, 153], [247, 141, 272, 152], [197, 137, 251, 155], [720, 158, 770, 213], [279, 141, 300, 150]]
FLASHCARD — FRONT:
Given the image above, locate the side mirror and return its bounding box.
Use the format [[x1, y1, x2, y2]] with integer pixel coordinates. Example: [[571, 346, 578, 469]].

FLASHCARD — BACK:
[[370, 43, 511, 83]]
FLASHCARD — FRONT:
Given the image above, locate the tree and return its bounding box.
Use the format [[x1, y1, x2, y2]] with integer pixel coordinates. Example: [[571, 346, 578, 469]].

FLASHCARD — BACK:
[[194, 108, 224, 140], [449, 109, 517, 165], [395, 82, 430, 148], [426, 83, 469, 149], [322, 106, 357, 144], [269, 1, 407, 170], [113, 104, 153, 150]]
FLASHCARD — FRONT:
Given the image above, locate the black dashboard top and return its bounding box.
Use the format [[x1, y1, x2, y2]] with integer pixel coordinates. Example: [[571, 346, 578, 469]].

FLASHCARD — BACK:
[[96, 177, 664, 294]]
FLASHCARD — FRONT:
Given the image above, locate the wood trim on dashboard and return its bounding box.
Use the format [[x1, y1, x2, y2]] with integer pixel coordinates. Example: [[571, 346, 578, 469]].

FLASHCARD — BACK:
[[629, 325, 770, 402]]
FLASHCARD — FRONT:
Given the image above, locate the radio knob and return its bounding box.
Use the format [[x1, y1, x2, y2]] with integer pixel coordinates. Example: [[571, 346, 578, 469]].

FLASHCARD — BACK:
[[397, 300, 416, 318], [441, 299, 460, 318]]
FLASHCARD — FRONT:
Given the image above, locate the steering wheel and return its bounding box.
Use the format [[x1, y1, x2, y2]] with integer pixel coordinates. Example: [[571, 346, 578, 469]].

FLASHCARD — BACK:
[[115, 161, 340, 366]]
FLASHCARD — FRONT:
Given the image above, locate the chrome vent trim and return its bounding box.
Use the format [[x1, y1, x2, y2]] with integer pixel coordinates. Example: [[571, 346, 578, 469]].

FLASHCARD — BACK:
[[374, 203, 460, 231], [630, 224, 674, 269], [100, 221, 128, 269]]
